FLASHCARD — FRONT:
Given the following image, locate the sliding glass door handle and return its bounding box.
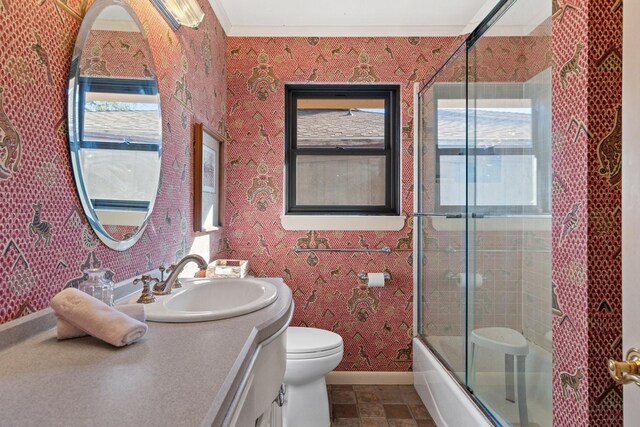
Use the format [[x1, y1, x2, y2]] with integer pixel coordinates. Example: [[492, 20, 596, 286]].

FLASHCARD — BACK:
[[469, 213, 551, 219], [412, 213, 463, 218]]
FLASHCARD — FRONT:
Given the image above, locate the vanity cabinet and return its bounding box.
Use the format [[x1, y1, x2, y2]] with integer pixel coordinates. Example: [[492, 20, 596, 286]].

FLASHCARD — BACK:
[[224, 321, 288, 427]]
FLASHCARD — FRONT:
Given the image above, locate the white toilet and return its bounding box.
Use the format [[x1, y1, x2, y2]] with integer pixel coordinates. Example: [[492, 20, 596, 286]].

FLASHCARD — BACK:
[[283, 327, 343, 427]]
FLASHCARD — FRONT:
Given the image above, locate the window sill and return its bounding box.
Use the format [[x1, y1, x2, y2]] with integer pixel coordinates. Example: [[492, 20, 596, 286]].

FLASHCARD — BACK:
[[281, 215, 406, 231]]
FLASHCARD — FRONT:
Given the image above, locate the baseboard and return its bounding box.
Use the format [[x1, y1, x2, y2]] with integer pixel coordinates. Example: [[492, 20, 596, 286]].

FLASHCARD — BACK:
[[326, 371, 413, 385]]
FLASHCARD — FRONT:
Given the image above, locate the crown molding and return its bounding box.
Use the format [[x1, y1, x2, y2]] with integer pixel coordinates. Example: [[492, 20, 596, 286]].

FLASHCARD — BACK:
[[206, 0, 544, 38], [206, 0, 464, 38], [226, 25, 466, 37], [224, 23, 544, 39], [207, 0, 231, 35]]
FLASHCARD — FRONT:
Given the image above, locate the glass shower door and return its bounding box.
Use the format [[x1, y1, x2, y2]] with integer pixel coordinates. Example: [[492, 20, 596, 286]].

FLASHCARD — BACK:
[[417, 43, 469, 384], [466, 0, 552, 425], [417, 1, 552, 425]]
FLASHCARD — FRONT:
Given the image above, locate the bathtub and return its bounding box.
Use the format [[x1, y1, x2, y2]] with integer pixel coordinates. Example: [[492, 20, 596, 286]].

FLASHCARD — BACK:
[[413, 336, 552, 427]]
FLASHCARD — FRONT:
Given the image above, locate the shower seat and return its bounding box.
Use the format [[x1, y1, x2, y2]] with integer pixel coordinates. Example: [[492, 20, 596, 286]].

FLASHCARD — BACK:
[[470, 327, 529, 426]]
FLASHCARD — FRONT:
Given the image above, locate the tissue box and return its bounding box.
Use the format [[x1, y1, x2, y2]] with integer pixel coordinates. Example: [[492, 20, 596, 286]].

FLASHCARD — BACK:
[[206, 259, 249, 278]]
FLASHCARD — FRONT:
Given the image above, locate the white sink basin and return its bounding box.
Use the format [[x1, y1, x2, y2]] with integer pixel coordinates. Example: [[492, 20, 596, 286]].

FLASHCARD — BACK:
[[137, 277, 278, 323]]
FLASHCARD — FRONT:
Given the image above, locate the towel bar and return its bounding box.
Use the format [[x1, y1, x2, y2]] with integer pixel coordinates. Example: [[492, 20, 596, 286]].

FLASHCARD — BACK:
[[292, 246, 392, 254]]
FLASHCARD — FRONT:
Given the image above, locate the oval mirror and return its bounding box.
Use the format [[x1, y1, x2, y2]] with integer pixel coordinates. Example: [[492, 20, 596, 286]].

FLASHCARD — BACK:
[[68, 0, 162, 251]]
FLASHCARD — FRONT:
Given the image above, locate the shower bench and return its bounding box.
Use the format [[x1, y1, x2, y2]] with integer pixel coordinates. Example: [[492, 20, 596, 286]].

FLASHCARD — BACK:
[[470, 327, 529, 427]]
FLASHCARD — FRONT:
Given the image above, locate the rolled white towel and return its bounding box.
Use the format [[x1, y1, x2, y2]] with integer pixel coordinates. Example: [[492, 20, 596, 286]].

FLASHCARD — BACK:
[[50, 288, 147, 347], [56, 303, 146, 340]]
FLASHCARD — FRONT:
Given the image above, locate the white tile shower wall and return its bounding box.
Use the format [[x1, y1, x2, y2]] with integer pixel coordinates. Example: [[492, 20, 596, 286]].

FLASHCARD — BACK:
[[521, 69, 552, 352], [471, 230, 523, 332], [522, 229, 552, 351], [421, 223, 525, 337]]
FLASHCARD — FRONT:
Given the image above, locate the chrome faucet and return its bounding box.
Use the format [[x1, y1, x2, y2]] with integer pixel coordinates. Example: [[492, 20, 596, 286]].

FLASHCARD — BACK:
[[152, 254, 208, 295]]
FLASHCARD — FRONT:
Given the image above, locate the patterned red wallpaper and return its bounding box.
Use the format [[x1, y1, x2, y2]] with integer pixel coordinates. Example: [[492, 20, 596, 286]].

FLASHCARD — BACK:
[[81, 30, 153, 78], [0, 0, 227, 323], [551, 0, 623, 425], [224, 36, 461, 371]]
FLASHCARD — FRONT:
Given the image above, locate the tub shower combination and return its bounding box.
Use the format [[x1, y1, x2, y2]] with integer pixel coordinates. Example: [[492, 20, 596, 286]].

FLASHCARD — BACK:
[[412, 0, 552, 425]]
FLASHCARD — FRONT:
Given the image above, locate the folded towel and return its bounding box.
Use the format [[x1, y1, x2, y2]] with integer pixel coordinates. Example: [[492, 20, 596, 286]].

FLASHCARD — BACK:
[[56, 303, 146, 340], [50, 288, 147, 347]]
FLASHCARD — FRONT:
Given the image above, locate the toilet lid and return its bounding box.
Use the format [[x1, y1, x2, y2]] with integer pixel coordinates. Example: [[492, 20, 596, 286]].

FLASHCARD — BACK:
[[286, 327, 343, 354]]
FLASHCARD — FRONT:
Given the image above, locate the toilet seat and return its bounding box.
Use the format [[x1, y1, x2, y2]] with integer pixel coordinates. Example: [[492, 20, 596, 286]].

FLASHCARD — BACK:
[[286, 327, 343, 360], [286, 344, 343, 360]]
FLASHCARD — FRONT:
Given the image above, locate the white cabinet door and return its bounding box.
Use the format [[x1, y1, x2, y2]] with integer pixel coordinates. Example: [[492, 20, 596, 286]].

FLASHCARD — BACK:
[[225, 324, 288, 427]]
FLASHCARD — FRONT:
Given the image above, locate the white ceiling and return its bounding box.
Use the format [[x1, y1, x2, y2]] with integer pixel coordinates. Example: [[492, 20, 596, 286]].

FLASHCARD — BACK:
[[209, 0, 503, 37]]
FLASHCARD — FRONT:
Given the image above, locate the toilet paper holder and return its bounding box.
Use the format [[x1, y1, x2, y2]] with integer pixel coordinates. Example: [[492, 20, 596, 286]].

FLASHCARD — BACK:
[[357, 272, 391, 283]]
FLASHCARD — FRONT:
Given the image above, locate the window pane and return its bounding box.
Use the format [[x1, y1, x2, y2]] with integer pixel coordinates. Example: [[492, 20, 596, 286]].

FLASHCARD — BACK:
[[297, 98, 385, 148], [84, 90, 162, 145], [80, 149, 161, 202], [295, 155, 386, 206], [475, 155, 537, 206], [439, 155, 537, 207], [439, 155, 466, 206], [438, 98, 532, 149], [437, 100, 466, 149]]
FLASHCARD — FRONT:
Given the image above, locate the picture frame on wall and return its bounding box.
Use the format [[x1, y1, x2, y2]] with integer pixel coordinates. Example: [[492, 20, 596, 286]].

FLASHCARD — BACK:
[[193, 123, 224, 232]]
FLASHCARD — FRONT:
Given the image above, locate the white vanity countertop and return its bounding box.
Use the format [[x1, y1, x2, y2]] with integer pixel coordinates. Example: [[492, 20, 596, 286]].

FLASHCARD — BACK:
[[0, 278, 293, 427]]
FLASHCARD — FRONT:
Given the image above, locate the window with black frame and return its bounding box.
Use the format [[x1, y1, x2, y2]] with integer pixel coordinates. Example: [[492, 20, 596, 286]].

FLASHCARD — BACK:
[[285, 84, 401, 215], [434, 81, 551, 215]]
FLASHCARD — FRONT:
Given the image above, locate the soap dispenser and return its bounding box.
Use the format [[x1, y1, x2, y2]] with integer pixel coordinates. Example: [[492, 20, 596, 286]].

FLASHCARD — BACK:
[[79, 268, 114, 306]]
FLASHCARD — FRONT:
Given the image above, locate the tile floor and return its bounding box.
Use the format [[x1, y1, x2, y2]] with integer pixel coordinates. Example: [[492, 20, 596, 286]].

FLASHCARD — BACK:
[[328, 384, 436, 427]]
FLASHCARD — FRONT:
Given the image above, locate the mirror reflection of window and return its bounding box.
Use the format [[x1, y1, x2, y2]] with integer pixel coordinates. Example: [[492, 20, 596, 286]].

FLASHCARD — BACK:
[[68, 2, 163, 248], [76, 7, 162, 231], [82, 86, 161, 144], [78, 78, 161, 228]]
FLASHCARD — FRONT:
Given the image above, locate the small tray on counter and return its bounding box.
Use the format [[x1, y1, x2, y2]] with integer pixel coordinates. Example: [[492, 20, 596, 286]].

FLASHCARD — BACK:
[[206, 259, 249, 278]]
